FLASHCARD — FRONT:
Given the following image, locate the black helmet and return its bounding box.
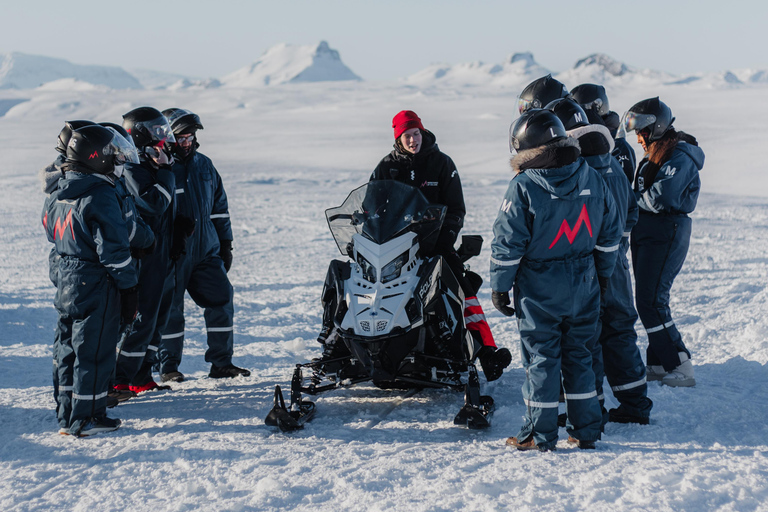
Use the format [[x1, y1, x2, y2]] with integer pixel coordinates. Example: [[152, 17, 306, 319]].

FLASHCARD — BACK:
[[509, 109, 567, 153], [162, 108, 204, 135], [570, 84, 610, 117], [545, 98, 589, 130], [56, 120, 96, 154], [122, 107, 176, 148], [99, 122, 131, 141], [622, 97, 675, 142], [518, 74, 569, 114], [66, 125, 140, 174]]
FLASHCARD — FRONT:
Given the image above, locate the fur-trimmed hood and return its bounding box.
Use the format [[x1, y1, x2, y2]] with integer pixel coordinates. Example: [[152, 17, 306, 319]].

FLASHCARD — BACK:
[[566, 124, 614, 155], [511, 137, 592, 201], [39, 154, 65, 194], [510, 136, 580, 174]]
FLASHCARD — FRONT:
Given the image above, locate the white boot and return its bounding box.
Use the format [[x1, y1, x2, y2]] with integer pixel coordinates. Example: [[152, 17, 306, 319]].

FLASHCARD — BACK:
[[662, 352, 695, 387], [646, 365, 667, 381]]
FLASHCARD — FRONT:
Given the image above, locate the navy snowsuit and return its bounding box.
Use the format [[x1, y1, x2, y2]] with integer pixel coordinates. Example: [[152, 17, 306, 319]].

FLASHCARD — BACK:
[[613, 137, 637, 185], [631, 134, 704, 371], [114, 159, 175, 386], [572, 124, 651, 421], [156, 149, 235, 373], [43, 169, 140, 431], [490, 138, 622, 449]]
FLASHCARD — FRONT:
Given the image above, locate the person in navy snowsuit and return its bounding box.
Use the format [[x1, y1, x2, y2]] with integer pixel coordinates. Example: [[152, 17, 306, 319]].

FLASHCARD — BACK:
[[491, 109, 622, 451], [43, 125, 144, 436], [112, 107, 177, 394], [154, 108, 250, 381], [624, 97, 704, 387], [550, 98, 652, 424], [570, 83, 637, 185]]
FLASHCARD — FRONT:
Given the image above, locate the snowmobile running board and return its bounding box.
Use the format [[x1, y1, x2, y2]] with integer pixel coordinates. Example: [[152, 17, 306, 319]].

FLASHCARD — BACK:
[[453, 365, 494, 429]]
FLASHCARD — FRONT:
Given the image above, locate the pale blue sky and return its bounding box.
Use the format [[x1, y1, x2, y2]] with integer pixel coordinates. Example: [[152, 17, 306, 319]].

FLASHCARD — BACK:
[[2, 0, 766, 80]]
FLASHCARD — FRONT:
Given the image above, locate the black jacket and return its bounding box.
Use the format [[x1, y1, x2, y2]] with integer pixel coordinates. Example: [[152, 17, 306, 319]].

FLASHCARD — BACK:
[[370, 130, 465, 236]]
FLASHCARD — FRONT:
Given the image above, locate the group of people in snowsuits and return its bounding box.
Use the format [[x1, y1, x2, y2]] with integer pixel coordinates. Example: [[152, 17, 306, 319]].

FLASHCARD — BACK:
[[490, 75, 704, 451], [42, 108, 249, 436]]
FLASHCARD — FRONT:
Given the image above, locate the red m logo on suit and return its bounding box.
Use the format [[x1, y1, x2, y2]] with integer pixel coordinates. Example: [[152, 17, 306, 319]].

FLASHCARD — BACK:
[[548, 204, 592, 249]]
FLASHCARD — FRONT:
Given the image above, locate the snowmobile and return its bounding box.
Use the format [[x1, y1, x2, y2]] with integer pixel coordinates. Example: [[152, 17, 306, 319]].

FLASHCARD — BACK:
[[265, 181, 494, 432]]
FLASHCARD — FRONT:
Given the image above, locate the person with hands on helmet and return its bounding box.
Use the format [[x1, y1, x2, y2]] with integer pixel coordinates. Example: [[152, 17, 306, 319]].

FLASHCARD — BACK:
[[491, 109, 623, 452], [42, 124, 141, 436], [154, 108, 249, 382], [113, 107, 178, 395], [547, 98, 652, 425], [362, 110, 511, 382], [622, 97, 704, 388], [570, 83, 637, 185]]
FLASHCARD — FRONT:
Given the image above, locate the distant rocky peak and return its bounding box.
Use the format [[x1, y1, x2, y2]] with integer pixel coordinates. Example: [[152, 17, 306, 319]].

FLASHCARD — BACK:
[[574, 53, 631, 76]]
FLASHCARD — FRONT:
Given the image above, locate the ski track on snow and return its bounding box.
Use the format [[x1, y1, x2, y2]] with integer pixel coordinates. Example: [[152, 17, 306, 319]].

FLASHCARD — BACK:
[[1, 84, 768, 512]]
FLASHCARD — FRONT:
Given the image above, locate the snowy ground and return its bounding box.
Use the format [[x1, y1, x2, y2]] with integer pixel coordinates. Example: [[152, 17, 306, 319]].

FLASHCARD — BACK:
[[1, 83, 768, 512]]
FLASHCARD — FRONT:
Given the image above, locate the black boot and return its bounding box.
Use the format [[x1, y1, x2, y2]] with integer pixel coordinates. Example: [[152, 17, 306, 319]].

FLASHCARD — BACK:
[[478, 346, 512, 382]]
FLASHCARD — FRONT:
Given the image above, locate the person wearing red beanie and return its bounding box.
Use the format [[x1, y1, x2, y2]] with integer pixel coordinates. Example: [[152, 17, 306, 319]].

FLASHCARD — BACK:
[[366, 110, 512, 382]]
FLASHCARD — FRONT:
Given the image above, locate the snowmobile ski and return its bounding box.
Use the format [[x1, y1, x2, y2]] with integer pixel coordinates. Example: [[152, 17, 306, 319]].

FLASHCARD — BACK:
[[453, 365, 494, 429], [264, 385, 316, 432]]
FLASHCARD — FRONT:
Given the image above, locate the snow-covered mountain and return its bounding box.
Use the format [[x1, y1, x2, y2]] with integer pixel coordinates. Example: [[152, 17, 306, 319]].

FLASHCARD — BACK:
[[222, 41, 361, 87], [404, 52, 549, 88], [0, 52, 142, 90]]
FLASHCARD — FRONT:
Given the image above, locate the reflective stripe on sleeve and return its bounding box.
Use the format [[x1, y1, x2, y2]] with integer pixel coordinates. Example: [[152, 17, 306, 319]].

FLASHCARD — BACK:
[[523, 398, 559, 409], [59, 385, 73, 392], [611, 377, 647, 392], [161, 332, 184, 340], [210, 213, 230, 219], [643, 191, 660, 213], [107, 256, 132, 269], [646, 320, 675, 334], [595, 244, 619, 253], [128, 222, 136, 242], [623, 231, 632, 238], [175, 188, 185, 194], [117, 350, 146, 358], [490, 257, 521, 267], [155, 184, 172, 203]]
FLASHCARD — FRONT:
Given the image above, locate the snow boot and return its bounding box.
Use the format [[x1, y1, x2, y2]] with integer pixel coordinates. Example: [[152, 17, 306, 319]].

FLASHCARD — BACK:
[[661, 352, 695, 387], [209, 364, 251, 379], [161, 371, 185, 383], [608, 405, 650, 425], [646, 365, 666, 381], [567, 436, 596, 449], [506, 435, 555, 452], [76, 416, 122, 437], [478, 346, 512, 382], [129, 381, 171, 394], [109, 385, 136, 404]]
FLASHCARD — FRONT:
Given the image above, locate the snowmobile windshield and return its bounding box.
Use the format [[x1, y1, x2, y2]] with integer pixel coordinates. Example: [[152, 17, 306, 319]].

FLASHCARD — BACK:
[[325, 181, 446, 255]]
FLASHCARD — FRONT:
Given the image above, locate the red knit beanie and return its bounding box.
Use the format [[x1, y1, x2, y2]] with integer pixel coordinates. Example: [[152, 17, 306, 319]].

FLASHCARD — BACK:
[[392, 110, 424, 139]]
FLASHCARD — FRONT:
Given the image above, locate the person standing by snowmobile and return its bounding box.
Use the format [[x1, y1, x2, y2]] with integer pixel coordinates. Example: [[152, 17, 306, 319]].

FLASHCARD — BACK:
[[43, 124, 142, 436], [570, 83, 637, 185], [491, 109, 623, 451], [624, 97, 704, 387], [112, 107, 178, 396], [548, 98, 652, 425], [153, 108, 250, 381], [363, 110, 511, 381]]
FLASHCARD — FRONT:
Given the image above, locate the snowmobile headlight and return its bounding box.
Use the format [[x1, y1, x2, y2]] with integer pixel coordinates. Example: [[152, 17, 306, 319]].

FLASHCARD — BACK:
[[356, 253, 377, 283], [381, 251, 409, 284]]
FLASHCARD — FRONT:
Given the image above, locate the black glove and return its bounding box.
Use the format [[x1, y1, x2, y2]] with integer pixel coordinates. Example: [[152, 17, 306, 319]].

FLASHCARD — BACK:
[[120, 285, 139, 324], [170, 215, 196, 260], [219, 239, 233, 272], [435, 227, 458, 254], [598, 275, 609, 297], [130, 239, 156, 260], [492, 291, 515, 317]]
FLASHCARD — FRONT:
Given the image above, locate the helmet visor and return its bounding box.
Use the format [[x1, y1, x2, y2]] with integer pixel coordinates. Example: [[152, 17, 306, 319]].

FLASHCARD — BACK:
[[518, 97, 542, 115], [618, 111, 656, 138], [103, 128, 140, 164], [135, 116, 177, 145]]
